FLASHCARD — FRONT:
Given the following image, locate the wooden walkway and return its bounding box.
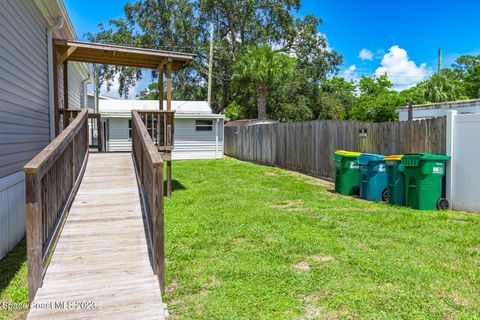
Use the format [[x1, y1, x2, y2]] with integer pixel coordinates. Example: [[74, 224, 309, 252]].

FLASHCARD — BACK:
[[27, 153, 167, 319]]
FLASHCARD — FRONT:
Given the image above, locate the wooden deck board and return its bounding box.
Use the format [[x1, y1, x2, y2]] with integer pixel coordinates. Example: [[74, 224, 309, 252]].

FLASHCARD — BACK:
[[27, 153, 166, 320]]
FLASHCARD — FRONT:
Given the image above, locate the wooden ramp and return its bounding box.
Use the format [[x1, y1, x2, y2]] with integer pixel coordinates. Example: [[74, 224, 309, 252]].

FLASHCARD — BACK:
[[27, 153, 167, 319]]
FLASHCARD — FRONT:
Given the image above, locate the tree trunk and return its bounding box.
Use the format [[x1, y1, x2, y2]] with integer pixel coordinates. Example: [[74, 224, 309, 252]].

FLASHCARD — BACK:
[[256, 84, 268, 118]]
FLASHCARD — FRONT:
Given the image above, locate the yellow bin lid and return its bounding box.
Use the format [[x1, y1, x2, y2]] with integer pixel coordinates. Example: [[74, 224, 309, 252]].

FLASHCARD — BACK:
[[334, 150, 362, 157], [384, 155, 403, 161]]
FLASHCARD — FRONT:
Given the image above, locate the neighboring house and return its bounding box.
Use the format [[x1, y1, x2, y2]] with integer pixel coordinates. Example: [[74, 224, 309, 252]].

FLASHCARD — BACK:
[[396, 99, 480, 121], [225, 118, 279, 127], [86, 92, 116, 112], [0, 0, 91, 259], [99, 99, 225, 159]]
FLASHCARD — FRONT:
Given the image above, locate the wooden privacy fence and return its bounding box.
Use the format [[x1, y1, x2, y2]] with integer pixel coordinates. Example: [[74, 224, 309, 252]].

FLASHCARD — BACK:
[[23, 109, 89, 302], [225, 117, 446, 180], [131, 111, 165, 293]]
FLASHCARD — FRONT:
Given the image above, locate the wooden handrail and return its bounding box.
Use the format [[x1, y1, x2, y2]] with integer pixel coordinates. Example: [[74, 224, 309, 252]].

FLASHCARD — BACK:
[[58, 109, 104, 151], [135, 110, 175, 152], [24, 109, 89, 302], [131, 111, 165, 293]]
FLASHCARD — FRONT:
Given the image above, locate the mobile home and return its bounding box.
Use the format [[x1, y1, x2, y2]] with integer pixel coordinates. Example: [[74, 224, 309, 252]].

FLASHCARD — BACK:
[[0, 0, 91, 259], [99, 99, 225, 159]]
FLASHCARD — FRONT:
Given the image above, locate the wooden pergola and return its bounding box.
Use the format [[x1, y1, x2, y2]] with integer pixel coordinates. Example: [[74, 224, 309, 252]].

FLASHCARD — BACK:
[[53, 39, 196, 194]]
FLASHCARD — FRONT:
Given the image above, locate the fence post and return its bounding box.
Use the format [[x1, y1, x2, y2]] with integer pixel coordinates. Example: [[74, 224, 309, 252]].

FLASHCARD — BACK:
[[25, 172, 43, 302], [446, 110, 457, 209]]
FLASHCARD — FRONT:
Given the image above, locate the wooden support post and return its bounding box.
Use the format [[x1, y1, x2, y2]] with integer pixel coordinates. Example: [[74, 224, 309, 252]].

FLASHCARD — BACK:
[[25, 173, 43, 303], [166, 60, 172, 112], [166, 59, 172, 195], [97, 117, 103, 152], [158, 65, 164, 111], [53, 49, 59, 136], [63, 60, 69, 128], [153, 166, 165, 292], [167, 161, 172, 196]]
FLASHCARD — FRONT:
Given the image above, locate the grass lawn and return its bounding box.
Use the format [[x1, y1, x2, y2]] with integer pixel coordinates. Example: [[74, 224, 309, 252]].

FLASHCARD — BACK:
[[0, 240, 28, 320], [1, 157, 479, 319], [164, 157, 480, 319]]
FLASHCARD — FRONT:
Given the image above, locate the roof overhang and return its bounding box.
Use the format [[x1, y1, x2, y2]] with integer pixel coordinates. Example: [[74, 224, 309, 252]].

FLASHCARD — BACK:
[[54, 39, 196, 70]]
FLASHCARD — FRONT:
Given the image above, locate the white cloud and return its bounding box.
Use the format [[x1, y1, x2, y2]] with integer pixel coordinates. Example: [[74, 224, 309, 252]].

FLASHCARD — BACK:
[[99, 74, 138, 99], [358, 48, 373, 61], [374, 45, 431, 91], [340, 64, 360, 82]]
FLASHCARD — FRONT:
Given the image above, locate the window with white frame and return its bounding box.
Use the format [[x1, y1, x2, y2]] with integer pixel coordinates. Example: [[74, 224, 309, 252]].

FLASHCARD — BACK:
[[195, 120, 213, 131]]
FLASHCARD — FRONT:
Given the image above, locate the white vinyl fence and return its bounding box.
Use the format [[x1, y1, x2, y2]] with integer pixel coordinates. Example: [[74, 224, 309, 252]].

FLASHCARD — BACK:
[[446, 110, 480, 212]]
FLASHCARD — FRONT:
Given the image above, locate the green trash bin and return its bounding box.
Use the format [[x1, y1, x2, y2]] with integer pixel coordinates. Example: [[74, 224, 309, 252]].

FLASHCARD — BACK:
[[385, 155, 405, 206], [402, 153, 451, 210], [333, 150, 362, 195]]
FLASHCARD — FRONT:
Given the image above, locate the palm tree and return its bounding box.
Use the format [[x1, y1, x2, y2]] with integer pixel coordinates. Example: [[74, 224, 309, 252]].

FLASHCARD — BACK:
[[234, 44, 295, 118]]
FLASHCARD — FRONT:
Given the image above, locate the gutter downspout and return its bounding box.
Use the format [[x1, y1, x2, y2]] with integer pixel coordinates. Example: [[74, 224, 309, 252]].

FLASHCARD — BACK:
[[81, 74, 92, 108], [47, 17, 64, 141]]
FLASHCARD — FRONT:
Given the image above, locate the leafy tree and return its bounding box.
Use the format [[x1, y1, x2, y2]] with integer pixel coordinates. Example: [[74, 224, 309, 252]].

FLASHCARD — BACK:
[[416, 72, 466, 103], [452, 55, 480, 98], [233, 44, 295, 118], [88, 0, 341, 114], [316, 77, 356, 119], [349, 74, 400, 122]]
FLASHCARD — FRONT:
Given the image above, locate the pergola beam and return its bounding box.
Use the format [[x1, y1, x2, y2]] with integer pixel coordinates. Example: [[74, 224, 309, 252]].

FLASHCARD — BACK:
[[57, 46, 77, 63]]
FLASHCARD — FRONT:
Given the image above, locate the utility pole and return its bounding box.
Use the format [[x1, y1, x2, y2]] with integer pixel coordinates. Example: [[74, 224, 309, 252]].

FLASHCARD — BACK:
[[438, 48, 442, 74], [207, 22, 214, 107]]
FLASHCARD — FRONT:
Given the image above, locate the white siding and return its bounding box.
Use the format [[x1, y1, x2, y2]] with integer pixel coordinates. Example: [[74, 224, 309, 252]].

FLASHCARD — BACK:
[[173, 118, 224, 160], [398, 103, 480, 121], [0, 172, 25, 260], [106, 117, 225, 159], [58, 62, 88, 109], [0, 1, 90, 259], [0, 0, 50, 179], [107, 118, 132, 151]]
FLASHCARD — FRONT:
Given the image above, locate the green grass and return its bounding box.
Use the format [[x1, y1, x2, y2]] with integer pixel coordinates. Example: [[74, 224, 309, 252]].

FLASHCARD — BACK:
[[0, 240, 28, 320], [164, 157, 480, 319], [1, 157, 479, 319]]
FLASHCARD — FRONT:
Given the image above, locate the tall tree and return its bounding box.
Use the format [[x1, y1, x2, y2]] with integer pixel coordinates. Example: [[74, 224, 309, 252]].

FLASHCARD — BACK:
[[88, 0, 341, 113], [452, 55, 480, 98], [233, 44, 295, 118]]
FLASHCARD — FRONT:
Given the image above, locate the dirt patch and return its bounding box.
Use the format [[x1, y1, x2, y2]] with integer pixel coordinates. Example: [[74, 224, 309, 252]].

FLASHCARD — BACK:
[[308, 255, 336, 262], [200, 276, 221, 295], [302, 294, 340, 320], [265, 172, 278, 177], [447, 218, 472, 224], [306, 179, 334, 187], [272, 200, 307, 212], [304, 304, 322, 319], [467, 245, 480, 254], [166, 278, 180, 295], [293, 261, 310, 272]]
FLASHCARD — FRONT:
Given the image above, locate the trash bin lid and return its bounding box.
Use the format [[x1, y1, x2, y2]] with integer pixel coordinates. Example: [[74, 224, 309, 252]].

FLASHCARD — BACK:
[[402, 153, 450, 167], [384, 155, 403, 161], [334, 150, 362, 157], [358, 153, 385, 165]]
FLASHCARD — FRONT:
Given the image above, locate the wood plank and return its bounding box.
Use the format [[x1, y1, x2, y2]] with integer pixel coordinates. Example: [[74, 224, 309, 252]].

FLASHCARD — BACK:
[[27, 153, 165, 320]]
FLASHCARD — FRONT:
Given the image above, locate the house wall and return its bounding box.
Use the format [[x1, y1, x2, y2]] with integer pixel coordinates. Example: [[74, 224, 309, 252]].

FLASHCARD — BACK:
[[398, 103, 480, 121], [0, 0, 90, 259], [107, 118, 131, 152], [0, 0, 48, 259], [173, 118, 224, 160], [57, 62, 88, 109], [105, 117, 225, 159]]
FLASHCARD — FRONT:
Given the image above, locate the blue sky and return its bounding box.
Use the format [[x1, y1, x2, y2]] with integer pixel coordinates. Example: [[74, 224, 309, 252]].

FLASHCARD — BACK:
[[65, 0, 480, 96]]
